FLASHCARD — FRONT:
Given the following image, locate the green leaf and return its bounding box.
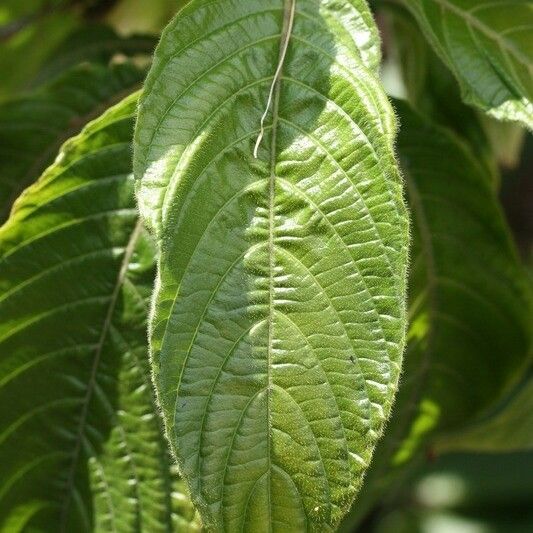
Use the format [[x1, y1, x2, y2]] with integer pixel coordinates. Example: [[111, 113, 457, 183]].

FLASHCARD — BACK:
[[0, 1, 64, 40], [29, 23, 156, 88], [0, 9, 79, 101], [338, 100, 533, 532], [0, 61, 145, 222], [436, 372, 533, 453], [134, 0, 409, 530], [0, 21, 156, 102], [386, 3, 499, 186], [402, 0, 533, 127], [0, 94, 199, 532], [383, 100, 532, 465]]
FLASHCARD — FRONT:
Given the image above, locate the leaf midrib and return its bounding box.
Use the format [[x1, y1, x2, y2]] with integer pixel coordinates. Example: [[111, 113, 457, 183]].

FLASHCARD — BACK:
[[59, 219, 143, 530], [262, 1, 296, 529]]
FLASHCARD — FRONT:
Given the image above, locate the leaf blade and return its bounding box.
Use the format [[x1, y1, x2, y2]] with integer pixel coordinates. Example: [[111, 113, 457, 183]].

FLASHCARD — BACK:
[[403, 0, 533, 126], [337, 100, 533, 531], [135, 0, 409, 530], [0, 62, 146, 221], [372, 99, 531, 469], [436, 372, 533, 453], [0, 94, 199, 532]]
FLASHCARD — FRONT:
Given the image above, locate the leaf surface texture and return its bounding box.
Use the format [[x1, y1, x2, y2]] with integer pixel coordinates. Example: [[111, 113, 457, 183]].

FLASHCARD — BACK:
[[0, 95, 199, 532], [403, 0, 533, 126], [337, 101, 533, 530], [134, 0, 410, 530]]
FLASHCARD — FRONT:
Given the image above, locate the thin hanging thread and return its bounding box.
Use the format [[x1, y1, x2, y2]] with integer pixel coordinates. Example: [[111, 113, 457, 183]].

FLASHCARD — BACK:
[[253, 0, 296, 159]]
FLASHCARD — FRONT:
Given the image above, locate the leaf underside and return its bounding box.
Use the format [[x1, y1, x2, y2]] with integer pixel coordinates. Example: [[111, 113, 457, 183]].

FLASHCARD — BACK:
[[135, 0, 409, 530], [0, 95, 199, 532], [403, 0, 533, 127], [389, 4, 499, 185]]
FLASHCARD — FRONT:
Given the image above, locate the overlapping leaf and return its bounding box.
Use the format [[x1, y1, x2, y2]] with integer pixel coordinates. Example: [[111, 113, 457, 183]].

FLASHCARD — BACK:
[[388, 3, 499, 184], [402, 0, 533, 127], [338, 100, 532, 531], [0, 61, 145, 221], [0, 94, 199, 532], [134, 0, 409, 530], [29, 24, 156, 88], [396, 102, 531, 446]]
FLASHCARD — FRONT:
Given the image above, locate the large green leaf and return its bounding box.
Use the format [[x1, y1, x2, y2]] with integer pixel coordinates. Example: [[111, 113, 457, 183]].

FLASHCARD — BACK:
[[402, 0, 533, 127], [0, 94, 199, 532], [134, 0, 409, 530], [0, 61, 145, 222], [388, 3, 528, 185]]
